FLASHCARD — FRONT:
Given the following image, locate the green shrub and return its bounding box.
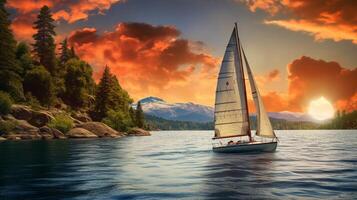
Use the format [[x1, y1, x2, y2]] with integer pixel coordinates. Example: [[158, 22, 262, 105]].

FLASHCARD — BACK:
[[23, 66, 55, 107], [102, 110, 132, 132], [25, 92, 42, 111], [48, 113, 74, 133], [0, 120, 17, 135], [0, 91, 13, 115]]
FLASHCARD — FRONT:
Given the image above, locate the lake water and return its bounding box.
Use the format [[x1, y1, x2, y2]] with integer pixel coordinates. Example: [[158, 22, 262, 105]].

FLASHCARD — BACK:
[[0, 130, 356, 200]]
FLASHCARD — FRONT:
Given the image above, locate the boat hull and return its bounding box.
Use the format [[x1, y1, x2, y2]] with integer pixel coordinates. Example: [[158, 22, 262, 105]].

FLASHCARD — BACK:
[[213, 141, 277, 153]]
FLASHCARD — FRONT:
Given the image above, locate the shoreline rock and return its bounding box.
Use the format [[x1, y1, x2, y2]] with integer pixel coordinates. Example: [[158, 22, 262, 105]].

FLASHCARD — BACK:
[[66, 128, 98, 138], [127, 128, 151, 136], [11, 105, 54, 127], [1, 105, 151, 141], [39, 126, 65, 140], [76, 122, 124, 138]]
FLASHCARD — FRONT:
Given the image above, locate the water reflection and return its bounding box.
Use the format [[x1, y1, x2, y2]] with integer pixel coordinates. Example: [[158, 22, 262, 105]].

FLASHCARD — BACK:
[[0, 139, 127, 200], [0, 130, 356, 200], [202, 152, 276, 199]]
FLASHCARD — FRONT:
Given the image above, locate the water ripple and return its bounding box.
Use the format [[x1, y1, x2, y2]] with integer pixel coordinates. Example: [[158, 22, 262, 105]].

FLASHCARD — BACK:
[[0, 130, 356, 199]]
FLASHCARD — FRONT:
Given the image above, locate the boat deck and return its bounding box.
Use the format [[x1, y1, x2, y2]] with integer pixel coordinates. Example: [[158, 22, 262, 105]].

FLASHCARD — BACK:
[[213, 141, 277, 153]]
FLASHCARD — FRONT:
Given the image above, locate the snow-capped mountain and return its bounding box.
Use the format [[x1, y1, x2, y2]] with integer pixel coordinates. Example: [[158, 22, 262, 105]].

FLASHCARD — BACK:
[[134, 97, 214, 122], [134, 97, 314, 122]]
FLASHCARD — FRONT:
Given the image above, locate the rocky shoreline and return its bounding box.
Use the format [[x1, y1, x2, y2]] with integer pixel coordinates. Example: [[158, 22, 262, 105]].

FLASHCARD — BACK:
[[0, 105, 150, 141]]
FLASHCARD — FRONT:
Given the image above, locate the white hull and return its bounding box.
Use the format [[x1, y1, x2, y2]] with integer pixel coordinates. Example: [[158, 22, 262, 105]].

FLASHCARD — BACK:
[[213, 141, 277, 153]]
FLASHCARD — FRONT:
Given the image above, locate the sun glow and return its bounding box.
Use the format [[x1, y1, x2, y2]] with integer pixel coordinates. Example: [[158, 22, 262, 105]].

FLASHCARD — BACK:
[[308, 97, 335, 120]]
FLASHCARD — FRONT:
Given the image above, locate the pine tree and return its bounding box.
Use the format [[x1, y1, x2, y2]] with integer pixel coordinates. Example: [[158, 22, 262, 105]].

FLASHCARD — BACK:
[[135, 101, 144, 128], [91, 65, 133, 121], [0, 0, 24, 101], [129, 106, 135, 124], [110, 75, 132, 112], [32, 5, 57, 75], [91, 66, 112, 120], [59, 38, 70, 64]]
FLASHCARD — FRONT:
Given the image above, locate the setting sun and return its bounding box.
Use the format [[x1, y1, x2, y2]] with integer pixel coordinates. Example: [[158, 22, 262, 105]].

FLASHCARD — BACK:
[[308, 97, 335, 120]]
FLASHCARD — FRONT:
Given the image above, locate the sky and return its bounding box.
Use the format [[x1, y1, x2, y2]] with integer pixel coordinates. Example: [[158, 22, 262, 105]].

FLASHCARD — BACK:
[[6, 0, 357, 113]]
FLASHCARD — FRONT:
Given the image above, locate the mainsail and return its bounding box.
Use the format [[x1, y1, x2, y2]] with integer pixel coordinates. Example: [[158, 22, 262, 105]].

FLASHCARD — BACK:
[[242, 49, 276, 138], [214, 26, 250, 139]]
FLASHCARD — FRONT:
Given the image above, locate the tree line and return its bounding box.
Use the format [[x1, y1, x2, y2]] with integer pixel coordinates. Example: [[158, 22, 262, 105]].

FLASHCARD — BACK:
[[0, 1, 144, 131]]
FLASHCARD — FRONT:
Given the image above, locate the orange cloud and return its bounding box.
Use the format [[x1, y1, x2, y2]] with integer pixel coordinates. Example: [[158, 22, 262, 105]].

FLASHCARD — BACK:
[[254, 69, 280, 88], [247, 56, 356, 113], [265, 19, 357, 44], [7, 0, 54, 13], [52, 0, 123, 23], [287, 56, 357, 112], [243, 0, 357, 45], [248, 91, 289, 113], [11, 13, 37, 41], [7, 0, 124, 41], [335, 92, 357, 112], [68, 22, 219, 105], [243, 0, 283, 15], [267, 69, 280, 81]]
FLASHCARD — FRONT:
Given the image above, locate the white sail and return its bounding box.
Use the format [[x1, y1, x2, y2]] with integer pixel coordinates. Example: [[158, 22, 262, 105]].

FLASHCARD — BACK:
[[242, 49, 276, 138], [214, 28, 250, 139]]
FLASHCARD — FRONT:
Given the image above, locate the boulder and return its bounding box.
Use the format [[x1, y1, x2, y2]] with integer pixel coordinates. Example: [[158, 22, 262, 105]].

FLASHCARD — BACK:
[[29, 111, 54, 127], [10, 104, 55, 127], [39, 126, 54, 140], [127, 128, 151, 136], [14, 119, 39, 133], [1, 119, 41, 140], [2, 114, 16, 120], [39, 126, 52, 133], [39, 126, 66, 139], [66, 128, 98, 138], [76, 122, 122, 138], [69, 116, 83, 125], [72, 112, 92, 123], [51, 128, 66, 139], [5, 135, 21, 140], [18, 133, 42, 140], [10, 105, 32, 121], [41, 133, 54, 140]]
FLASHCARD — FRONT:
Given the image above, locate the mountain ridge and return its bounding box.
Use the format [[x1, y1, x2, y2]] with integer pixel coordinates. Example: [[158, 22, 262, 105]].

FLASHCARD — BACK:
[[134, 96, 315, 123]]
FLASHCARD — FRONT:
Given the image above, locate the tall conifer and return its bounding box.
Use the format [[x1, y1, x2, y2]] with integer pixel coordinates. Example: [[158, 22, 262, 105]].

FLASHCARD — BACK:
[[129, 106, 135, 124], [0, 0, 24, 100], [32, 5, 57, 75], [92, 66, 112, 120], [135, 101, 144, 128], [59, 38, 70, 64]]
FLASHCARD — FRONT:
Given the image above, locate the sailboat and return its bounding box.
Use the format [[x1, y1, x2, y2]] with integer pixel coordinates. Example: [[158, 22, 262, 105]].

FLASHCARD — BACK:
[[212, 23, 278, 153]]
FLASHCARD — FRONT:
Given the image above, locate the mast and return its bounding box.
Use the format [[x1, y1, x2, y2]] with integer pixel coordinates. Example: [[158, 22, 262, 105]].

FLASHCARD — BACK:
[[234, 22, 252, 141]]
